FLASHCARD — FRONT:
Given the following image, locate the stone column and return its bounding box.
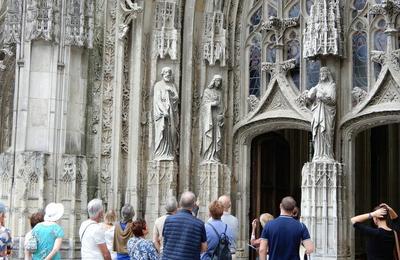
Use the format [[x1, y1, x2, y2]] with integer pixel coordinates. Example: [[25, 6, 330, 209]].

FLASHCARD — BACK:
[[301, 161, 347, 260]]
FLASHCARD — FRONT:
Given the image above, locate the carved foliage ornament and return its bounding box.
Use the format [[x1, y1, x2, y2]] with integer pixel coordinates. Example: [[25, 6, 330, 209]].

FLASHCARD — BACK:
[[119, 0, 143, 39], [25, 0, 60, 42], [203, 11, 227, 66], [3, 0, 22, 45], [261, 16, 299, 44]]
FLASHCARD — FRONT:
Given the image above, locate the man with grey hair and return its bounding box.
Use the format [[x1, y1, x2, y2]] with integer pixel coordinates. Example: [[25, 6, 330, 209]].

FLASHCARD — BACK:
[[162, 191, 207, 259], [218, 195, 239, 257], [153, 197, 178, 254], [79, 198, 111, 260], [113, 204, 135, 260]]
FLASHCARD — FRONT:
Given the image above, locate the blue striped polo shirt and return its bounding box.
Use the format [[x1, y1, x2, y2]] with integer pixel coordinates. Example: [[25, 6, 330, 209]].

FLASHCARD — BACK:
[[162, 209, 207, 260]]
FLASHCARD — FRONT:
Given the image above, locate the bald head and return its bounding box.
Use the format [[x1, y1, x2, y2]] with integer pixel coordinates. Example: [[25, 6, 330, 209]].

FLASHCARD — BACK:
[[218, 195, 231, 212], [280, 196, 296, 214], [179, 191, 196, 210]]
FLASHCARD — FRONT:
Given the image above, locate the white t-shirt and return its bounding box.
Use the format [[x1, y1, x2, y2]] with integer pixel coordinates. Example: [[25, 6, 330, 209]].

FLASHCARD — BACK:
[[79, 219, 106, 260], [153, 215, 168, 253]]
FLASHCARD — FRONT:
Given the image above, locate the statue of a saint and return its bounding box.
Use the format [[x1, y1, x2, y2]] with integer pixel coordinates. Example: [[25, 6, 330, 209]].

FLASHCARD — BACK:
[[200, 75, 224, 163], [306, 67, 336, 161], [153, 67, 179, 161]]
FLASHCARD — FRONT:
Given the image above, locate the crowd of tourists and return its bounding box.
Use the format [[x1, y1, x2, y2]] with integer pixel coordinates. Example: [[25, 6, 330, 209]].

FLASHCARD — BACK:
[[0, 193, 399, 259]]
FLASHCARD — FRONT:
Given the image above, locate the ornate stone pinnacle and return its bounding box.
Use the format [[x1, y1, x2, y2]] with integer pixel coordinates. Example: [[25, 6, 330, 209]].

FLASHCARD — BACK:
[[261, 16, 299, 44], [119, 0, 143, 39], [261, 58, 296, 78]]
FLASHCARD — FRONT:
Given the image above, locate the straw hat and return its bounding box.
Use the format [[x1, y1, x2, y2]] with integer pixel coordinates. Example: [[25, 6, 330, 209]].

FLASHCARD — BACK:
[[44, 203, 64, 222]]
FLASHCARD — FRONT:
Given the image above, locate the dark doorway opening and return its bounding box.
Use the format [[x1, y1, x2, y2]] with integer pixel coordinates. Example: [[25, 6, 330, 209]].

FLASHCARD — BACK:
[[354, 123, 400, 259], [249, 129, 310, 259]]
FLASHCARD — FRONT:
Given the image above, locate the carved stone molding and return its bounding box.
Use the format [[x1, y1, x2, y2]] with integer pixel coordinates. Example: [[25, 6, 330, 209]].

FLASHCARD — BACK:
[[303, 0, 344, 58], [153, 0, 179, 60], [247, 95, 259, 112], [60, 155, 87, 200], [64, 0, 94, 48], [369, 0, 400, 32], [15, 152, 46, 199], [352, 87, 367, 107], [3, 0, 22, 45], [203, 11, 227, 66], [119, 0, 143, 39], [25, 0, 60, 42], [371, 49, 400, 72], [0, 153, 12, 199]]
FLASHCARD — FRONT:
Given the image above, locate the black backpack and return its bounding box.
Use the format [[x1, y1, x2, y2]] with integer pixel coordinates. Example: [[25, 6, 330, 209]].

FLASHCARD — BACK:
[[208, 223, 232, 260]]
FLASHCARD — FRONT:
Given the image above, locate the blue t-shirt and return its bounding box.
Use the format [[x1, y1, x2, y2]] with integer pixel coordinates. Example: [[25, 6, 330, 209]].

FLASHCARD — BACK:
[[162, 209, 207, 260], [32, 222, 64, 260], [261, 215, 310, 260], [201, 219, 234, 260]]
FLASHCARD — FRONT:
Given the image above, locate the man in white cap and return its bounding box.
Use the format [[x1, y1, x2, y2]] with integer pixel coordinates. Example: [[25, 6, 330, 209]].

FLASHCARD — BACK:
[[79, 199, 111, 260], [0, 202, 11, 259]]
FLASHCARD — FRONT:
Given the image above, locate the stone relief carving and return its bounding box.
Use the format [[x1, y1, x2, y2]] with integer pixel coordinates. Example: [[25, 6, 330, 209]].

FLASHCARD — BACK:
[[261, 58, 296, 78], [303, 0, 344, 58], [247, 95, 260, 112], [369, 75, 400, 105], [261, 16, 298, 44], [203, 11, 227, 66], [64, 0, 94, 48], [0, 153, 12, 199], [61, 156, 84, 199], [25, 0, 60, 42], [369, 0, 400, 32], [119, 0, 143, 39], [121, 35, 130, 154], [352, 87, 367, 107], [153, 67, 179, 161], [16, 152, 45, 199], [304, 67, 336, 162], [153, 0, 179, 60], [3, 0, 22, 45], [200, 75, 224, 163]]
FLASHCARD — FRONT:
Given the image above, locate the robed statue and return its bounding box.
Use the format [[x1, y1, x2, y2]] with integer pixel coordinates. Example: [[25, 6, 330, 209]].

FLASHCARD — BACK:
[[153, 67, 179, 161], [200, 75, 224, 163], [306, 67, 336, 161]]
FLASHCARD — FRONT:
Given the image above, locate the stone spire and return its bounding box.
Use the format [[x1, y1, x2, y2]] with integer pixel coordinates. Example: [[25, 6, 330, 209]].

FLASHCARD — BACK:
[[303, 0, 344, 59]]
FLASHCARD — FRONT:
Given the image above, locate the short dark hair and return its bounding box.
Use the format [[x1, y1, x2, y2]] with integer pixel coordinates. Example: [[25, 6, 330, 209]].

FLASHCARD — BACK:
[[30, 211, 45, 228], [209, 200, 224, 220], [373, 205, 391, 223], [281, 196, 296, 212], [131, 219, 146, 237]]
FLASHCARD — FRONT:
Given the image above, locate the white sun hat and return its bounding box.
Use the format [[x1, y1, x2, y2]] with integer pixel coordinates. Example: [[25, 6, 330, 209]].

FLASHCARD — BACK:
[[44, 203, 64, 222]]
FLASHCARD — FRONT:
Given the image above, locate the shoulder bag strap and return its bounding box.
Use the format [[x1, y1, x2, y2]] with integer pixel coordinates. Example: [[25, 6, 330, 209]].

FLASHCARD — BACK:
[[207, 222, 221, 237], [394, 230, 400, 259], [80, 222, 96, 241]]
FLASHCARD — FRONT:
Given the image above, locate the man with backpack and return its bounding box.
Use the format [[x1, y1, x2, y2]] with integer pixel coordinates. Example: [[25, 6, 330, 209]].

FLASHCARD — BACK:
[[201, 200, 234, 260]]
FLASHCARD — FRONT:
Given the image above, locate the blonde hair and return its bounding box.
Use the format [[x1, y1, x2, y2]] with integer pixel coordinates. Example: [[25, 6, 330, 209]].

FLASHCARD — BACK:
[[259, 213, 274, 228], [104, 209, 117, 225]]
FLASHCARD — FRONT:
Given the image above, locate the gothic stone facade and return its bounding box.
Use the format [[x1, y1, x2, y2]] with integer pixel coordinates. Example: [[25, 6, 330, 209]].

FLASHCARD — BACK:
[[0, 0, 400, 259]]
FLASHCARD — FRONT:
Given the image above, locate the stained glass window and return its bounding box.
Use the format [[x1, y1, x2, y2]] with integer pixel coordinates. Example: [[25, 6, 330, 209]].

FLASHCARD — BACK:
[[250, 7, 262, 32], [287, 38, 300, 88], [374, 20, 387, 78], [289, 3, 300, 18], [306, 60, 320, 89], [352, 31, 368, 89], [249, 33, 262, 97], [353, 0, 366, 10]]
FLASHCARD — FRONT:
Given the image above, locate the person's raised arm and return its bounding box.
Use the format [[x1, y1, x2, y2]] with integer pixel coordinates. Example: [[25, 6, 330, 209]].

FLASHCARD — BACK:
[[380, 203, 398, 220], [351, 207, 387, 224]]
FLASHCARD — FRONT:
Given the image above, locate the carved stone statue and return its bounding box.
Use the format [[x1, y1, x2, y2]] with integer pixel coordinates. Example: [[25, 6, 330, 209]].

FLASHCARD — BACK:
[[306, 67, 336, 161], [200, 75, 224, 163], [153, 67, 179, 161]]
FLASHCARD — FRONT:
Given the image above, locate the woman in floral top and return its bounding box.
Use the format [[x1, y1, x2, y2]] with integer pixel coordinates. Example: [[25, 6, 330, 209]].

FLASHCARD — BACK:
[[127, 219, 159, 260]]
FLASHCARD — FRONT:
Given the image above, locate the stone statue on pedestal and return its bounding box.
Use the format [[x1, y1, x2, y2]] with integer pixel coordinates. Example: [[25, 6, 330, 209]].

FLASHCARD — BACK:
[[306, 67, 336, 162], [153, 67, 179, 161], [200, 75, 224, 163]]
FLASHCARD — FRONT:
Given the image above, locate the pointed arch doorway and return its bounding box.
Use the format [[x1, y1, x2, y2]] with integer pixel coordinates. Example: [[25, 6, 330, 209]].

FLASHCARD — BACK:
[[249, 129, 311, 258], [354, 123, 400, 259]]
